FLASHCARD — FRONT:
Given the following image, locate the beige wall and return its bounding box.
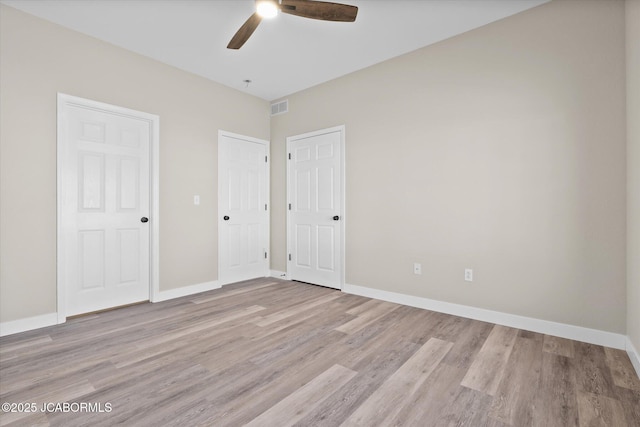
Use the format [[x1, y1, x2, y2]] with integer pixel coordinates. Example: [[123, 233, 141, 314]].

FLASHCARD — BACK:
[[271, 0, 627, 333], [627, 0, 640, 353], [0, 5, 269, 323]]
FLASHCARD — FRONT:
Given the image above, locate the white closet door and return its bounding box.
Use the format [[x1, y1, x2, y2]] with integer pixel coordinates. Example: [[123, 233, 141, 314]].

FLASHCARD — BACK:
[[218, 132, 269, 285], [287, 127, 344, 289]]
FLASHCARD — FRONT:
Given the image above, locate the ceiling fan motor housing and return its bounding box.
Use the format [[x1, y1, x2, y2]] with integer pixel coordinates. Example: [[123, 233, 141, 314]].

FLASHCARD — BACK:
[[228, 0, 358, 49]]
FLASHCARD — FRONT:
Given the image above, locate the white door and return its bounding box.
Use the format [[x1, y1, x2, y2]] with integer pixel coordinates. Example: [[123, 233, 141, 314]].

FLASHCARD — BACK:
[[58, 95, 156, 317], [287, 126, 344, 289], [218, 131, 270, 285]]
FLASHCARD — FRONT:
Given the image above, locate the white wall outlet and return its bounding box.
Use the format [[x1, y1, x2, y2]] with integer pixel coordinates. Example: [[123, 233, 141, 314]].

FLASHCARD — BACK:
[[194, 195, 200, 205], [414, 263, 422, 275], [464, 268, 473, 282]]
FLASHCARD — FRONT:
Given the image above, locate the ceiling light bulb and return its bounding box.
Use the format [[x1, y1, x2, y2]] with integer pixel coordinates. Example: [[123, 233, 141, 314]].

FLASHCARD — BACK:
[[256, 1, 278, 19]]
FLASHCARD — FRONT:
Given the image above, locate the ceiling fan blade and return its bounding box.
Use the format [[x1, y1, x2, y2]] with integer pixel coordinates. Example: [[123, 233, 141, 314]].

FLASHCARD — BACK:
[[280, 0, 358, 22], [227, 13, 262, 49]]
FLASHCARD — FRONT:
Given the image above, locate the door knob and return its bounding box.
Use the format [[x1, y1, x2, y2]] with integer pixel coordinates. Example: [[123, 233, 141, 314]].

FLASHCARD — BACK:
[[333, 215, 340, 221], [223, 215, 230, 221], [141, 217, 149, 223]]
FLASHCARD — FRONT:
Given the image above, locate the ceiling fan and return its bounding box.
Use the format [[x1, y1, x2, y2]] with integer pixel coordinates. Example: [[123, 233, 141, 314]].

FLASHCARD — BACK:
[[227, 0, 358, 49]]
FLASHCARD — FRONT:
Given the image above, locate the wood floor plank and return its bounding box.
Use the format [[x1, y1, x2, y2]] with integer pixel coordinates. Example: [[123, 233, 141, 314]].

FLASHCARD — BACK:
[[460, 324, 519, 396], [246, 295, 350, 339], [0, 360, 113, 398], [2, 411, 50, 427], [441, 317, 493, 369], [0, 380, 94, 426], [339, 305, 427, 366], [129, 304, 265, 352], [427, 312, 475, 343], [335, 300, 401, 335], [438, 386, 506, 427], [253, 292, 342, 327], [200, 332, 353, 426], [576, 390, 627, 427], [574, 342, 618, 398], [0, 330, 159, 391], [248, 306, 355, 367], [110, 321, 259, 375], [340, 337, 453, 426], [245, 364, 357, 427], [543, 335, 576, 358], [532, 352, 579, 427], [488, 335, 543, 425], [379, 306, 438, 345], [197, 307, 347, 377], [604, 347, 640, 391], [388, 361, 466, 425], [293, 339, 419, 427], [196, 296, 354, 411], [50, 363, 214, 427], [190, 281, 280, 304], [0, 326, 141, 375], [614, 387, 640, 427], [392, 363, 502, 427], [345, 298, 384, 316], [0, 335, 52, 357]]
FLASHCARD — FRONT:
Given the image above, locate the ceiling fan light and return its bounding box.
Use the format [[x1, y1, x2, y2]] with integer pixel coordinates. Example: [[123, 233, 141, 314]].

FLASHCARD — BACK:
[[256, 1, 278, 19]]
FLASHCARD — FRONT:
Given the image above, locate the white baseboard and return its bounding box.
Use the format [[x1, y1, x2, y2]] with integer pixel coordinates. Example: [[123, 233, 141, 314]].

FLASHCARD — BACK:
[[0, 312, 58, 337], [343, 283, 627, 350], [627, 337, 640, 378], [0, 281, 220, 337], [152, 280, 220, 302], [270, 270, 288, 280]]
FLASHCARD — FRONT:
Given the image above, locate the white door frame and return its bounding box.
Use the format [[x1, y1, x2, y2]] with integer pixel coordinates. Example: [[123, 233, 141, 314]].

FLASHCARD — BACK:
[[56, 93, 160, 323], [217, 130, 270, 286], [286, 125, 346, 289]]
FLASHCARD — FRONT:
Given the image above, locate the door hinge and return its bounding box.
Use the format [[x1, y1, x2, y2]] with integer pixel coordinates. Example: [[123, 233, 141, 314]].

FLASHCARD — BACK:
[[264, 252, 268, 259], [265, 155, 268, 163], [288, 254, 292, 261], [288, 153, 291, 160], [265, 204, 267, 211], [288, 203, 291, 210]]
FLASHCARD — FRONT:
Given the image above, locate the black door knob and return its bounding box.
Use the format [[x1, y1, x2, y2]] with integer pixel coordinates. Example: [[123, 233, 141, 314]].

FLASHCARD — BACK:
[[223, 215, 230, 221], [141, 217, 149, 223], [333, 215, 340, 221]]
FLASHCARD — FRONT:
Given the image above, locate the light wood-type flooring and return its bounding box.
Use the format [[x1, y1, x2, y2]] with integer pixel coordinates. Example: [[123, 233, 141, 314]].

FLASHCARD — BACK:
[[1, 278, 639, 426]]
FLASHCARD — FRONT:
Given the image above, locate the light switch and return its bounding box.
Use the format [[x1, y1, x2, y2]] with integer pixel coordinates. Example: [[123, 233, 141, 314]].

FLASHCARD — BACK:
[[194, 195, 200, 205]]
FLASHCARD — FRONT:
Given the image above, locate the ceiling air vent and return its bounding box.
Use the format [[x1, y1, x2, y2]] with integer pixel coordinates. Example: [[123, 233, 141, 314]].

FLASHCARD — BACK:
[[270, 99, 288, 116]]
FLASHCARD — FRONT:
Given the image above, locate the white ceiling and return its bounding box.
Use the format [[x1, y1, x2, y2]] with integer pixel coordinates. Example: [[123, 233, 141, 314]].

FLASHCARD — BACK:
[[2, 0, 548, 101]]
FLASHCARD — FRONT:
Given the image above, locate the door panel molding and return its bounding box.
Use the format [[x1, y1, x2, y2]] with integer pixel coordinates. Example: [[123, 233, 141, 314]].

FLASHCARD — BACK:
[[287, 125, 345, 289], [57, 93, 160, 323]]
